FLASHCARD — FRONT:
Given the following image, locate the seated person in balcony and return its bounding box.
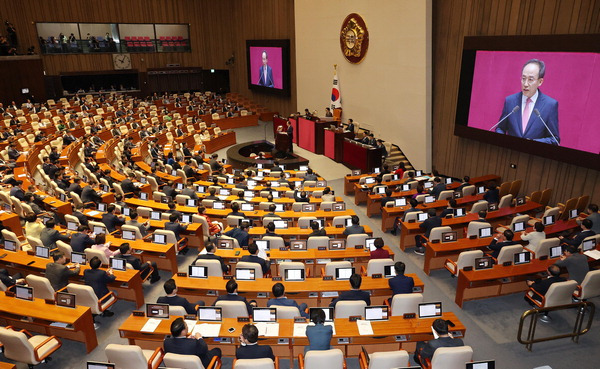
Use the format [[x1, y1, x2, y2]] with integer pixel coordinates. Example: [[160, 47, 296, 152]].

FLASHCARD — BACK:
[[224, 222, 250, 247], [414, 319, 464, 366], [487, 229, 517, 259], [308, 221, 326, 238], [236, 323, 275, 360], [370, 237, 390, 259], [213, 279, 253, 315], [559, 218, 595, 248], [158, 278, 205, 314], [240, 242, 269, 275], [554, 245, 589, 285], [119, 243, 161, 283], [194, 242, 228, 274], [343, 215, 365, 236], [305, 308, 333, 352], [388, 262, 414, 301], [525, 264, 565, 305], [164, 317, 222, 368], [267, 282, 308, 317], [329, 273, 371, 307]]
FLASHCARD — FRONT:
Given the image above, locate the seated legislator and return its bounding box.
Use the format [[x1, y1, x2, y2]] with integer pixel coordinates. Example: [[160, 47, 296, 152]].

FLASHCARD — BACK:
[[81, 180, 103, 205], [267, 282, 309, 317], [525, 264, 566, 305], [84, 256, 116, 316], [119, 243, 161, 283], [559, 218, 595, 248], [72, 203, 89, 226], [164, 317, 222, 368], [554, 245, 589, 285], [329, 273, 371, 307], [440, 199, 460, 218], [483, 182, 500, 204], [213, 279, 253, 315], [70, 225, 95, 253], [521, 222, 546, 252], [165, 213, 189, 252], [240, 242, 269, 275], [40, 220, 70, 249], [0, 268, 25, 288], [428, 177, 446, 199], [380, 188, 395, 209], [227, 203, 245, 218], [46, 251, 81, 291], [414, 209, 442, 255], [194, 242, 229, 274], [126, 211, 150, 237], [24, 212, 44, 241], [577, 203, 600, 234], [487, 230, 518, 259], [343, 215, 366, 236], [224, 222, 250, 247], [102, 205, 126, 233], [158, 278, 205, 314], [197, 206, 223, 236], [235, 324, 275, 360], [414, 318, 465, 366], [303, 169, 318, 182], [308, 221, 327, 237], [263, 204, 281, 219], [306, 308, 333, 352], [91, 233, 119, 259], [370, 237, 390, 259], [388, 261, 414, 301], [322, 187, 336, 202]]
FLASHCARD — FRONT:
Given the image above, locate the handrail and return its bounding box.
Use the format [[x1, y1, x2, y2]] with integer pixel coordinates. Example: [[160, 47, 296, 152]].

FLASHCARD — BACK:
[[517, 301, 595, 351]]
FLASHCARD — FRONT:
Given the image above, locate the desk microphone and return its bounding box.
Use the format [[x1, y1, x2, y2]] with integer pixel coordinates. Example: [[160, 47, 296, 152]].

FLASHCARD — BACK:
[[533, 109, 559, 145], [489, 106, 519, 131]]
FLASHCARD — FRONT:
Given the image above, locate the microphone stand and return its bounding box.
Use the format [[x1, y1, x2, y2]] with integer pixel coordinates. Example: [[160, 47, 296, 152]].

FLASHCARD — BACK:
[[533, 110, 559, 145], [489, 106, 519, 131]]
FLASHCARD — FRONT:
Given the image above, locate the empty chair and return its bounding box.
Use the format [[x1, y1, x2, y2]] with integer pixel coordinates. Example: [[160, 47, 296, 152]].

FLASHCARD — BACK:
[[25, 275, 57, 300], [462, 185, 476, 197], [136, 206, 153, 218], [509, 179, 522, 197], [346, 233, 368, 248], [56, 240, 73, 259], [390, 293, 424, 316], [298, 216, 317, 228], [529, 207, 560, 226], [26, 236, 44, 248], [215, 300, 249, 318], [497, 214, 530, 233], [299, 349, 345, 369], [85, 248, 110, 265], [234, 358, 277, 369], [332, 215, 351, 227], [495, 244, 524, 264], [334, 300, 367, 319], [0, 326, 62, 368], [273, 305, 301, 319], [365, 258, 395, 276], [169, 305, 188, 316], [235, 261, 264, 279], [322, 261, 352, 277], [359, 349, 409, 369], [105, 343, 164, 369], [438, 190, 454, 201], [470, 201, 489, 214], [426, 226, 453, 243], [194, 259, 224, 277], [2, 229, 25, 250], [427, 346, 474, 369], [163, 352, 221, 369], [573, 269, 600, 300], [67, 283, 116, 316], [498, 194, 514, 208], [445, 250, 484, 276], [227, 215, 245, 227], [307, 236, 329, 250], [404, 211, 423, 223]]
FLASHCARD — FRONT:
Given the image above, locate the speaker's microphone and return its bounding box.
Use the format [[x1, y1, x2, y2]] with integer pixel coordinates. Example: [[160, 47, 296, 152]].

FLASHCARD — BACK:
[[533, 109, 560, 145], [489, 106, 519, 131]]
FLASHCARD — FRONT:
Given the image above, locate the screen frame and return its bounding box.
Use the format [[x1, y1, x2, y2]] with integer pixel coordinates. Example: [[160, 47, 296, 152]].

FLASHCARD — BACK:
[[454, 34, 600, 170], [246, 39, 291, 97]]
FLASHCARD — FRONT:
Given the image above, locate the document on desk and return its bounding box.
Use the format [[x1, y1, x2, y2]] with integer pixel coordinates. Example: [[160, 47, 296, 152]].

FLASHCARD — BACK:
[[356, 320, 374, 336], [255, 322, 279, 337], [293, 323, 308, 337], [584, 250, 600, 260], [322, 291, 339, 298], [184, 319, 197, 333], [86, 210, 101, 216], [192, 323, 222, 337], [141, 318, 162, 333]]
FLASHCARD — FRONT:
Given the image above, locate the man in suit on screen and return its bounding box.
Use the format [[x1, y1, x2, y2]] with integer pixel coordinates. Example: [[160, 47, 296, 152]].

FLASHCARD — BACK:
[[495, 59, 560, 145], [258, 50, 274, 87]]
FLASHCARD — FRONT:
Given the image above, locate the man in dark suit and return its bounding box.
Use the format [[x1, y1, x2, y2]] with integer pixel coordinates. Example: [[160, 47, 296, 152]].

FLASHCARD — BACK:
[[213, 279, 253, 315], [162, 181, 178, 199], [194, 242, 228, 274], [81, 181, 103, 205], [72, 204, 89, 226], [9, 180, 24, 201], [414, 208, 442, 255], [70, 225, 95, 252], [157, 279, 204, 314], [236, 324, 275, 360], [346, 119, 355, 134], [257, 51, 274, 87], [101, 205, 125, 233], [526, 264, 566, 304], [488, 229, 518, 259], [181, 182, 199, 200], [330, 274, 371, 307], [165, 213, 188, 242], [267, 282, 308, 317], [294, 190, 310, 203], [0, 268, 25, 288], [388, 262, 414, 302], [164, 317, 222, 368], [440, 199, 459, 218], [496, 59, 560, 145], [286, 120, 293, 152], [121, 172, 139, 197], [307, 221, 326, 238], [428, 177, 447, 199], [67, 177, 83, 196], [271, 160, 283, 172], [414, 319, 465, 365], [240, 242, 269, 275], [209, 153, 223, 172], [224, 223, 250, 247], [343, 215, 366, 236], [40, 220, 71, 249], [483, 182, 500, 204], [559, 218, 595, 248], [83, 256, 116, 316], [119, 243, 161, 283], [46, 251, 80, 291]]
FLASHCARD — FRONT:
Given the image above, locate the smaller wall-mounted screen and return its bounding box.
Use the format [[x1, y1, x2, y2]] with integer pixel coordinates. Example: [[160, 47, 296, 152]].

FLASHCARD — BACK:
[[246, 39, 291, 96]]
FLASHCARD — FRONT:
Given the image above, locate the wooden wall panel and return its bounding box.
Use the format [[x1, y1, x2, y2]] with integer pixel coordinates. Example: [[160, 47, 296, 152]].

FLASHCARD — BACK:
[[432, 0, 600, 205], [0, 0, 296, 115]]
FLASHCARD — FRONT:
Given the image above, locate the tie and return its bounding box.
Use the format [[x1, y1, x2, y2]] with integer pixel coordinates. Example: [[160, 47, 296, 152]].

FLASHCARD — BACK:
[[522, 97, 532, 134]]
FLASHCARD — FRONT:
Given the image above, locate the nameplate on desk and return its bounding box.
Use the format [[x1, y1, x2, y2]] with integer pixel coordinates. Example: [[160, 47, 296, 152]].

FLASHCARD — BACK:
[[237, 317, 250, 322], [132, 311, 145, 317], [44, 299, 55, 305], [5, 291, 14, 297], [272, 277, 282, 281], [469, 235, 477, 239], [502, 261, 512, 267], [323, 276, 333, 281], [354, 245, 364, 249], [177, 272, 187, 277], [408, 219, 415, 223], [294, 317, 307, 323], [539, 255, 548, 260], [318, 247, 327, 251], [184, 314, 196, 320], [348, 316, 361, 322], [395, 335, 408, 342], [279, 247, 287, 251], [223, 275, 233, 280], [431, 239, 440, 244], [403, 313, 416, 319], [451, 331, 463, 338], [412, 286, 423, 293], [257, 292, 267, 298], [372, 273, 382, 279], [463, 266, 473, 272]]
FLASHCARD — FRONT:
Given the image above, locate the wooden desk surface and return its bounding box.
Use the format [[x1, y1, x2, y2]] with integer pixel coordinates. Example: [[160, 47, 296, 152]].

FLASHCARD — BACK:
[[244, 226, 373, 238]]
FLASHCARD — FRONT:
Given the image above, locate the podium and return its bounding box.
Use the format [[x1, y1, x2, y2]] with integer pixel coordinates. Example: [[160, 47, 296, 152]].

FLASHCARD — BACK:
[[276, 132, 291, 152]]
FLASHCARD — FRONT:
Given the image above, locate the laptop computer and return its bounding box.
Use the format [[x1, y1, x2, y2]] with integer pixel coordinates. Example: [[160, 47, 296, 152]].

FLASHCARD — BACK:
[[417, 213, 429, 222], [284, 268, 305, 281], [56, 291, 76, 308], [328, 239, 346, 250], [213, 202, 225, 210], [424, 182, 433, 189], [186, 199, 197, 207], [67, 221, 78, 231], [477, 186, 485, 194], [424, 195, 436, 203], [474, 257, 493, 270], [515, 196, 526, 206], [252, 307, 277, 322], [140, 192, 148, 200], [364, 178, 376, 185], [543, 215, 555, 226], [110, 257, 127, 271], [274, 203, 285, 212], [146, 303, 169, 318], [582, 238, 596, 251], [383, 265, 397, 278], [241, 203, 255, 212], [394, 198, 407, 207], [188, 265, 208, 278], [255, 239, 270, 251], [197, 307, 222, 321], [365, 238, 377, 252], [15, 285, 34, 301], [71, 251, 86, 265], [290, 240, 307, 250], [376, 187, 386, 195], [3, 240, 17, 251], [401, 184, 411, 191], [150, 211, 161, 220], [454, 208, 466, 217], [418, 302, 442, 318], [512, 221, 526, 232], [93, 225, 106, 235], [364, 306, 389, 321], [235, 268, 256, 280], [513, 251, 531, 265], [122, 207, 131, 217], [273, 220, 288, 229], [181, 214, 192, 223], [335, 267, 354, 280], [97, 203, 107, 212]]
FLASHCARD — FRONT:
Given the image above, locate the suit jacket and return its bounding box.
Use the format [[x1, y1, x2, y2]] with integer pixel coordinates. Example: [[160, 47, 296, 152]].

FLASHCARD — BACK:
[[330, 289, 371, 307], [418, 337, 465, 364], [40, 228, 70, 249], [9, 187, 24, 201], [67, 183, 82, 196], [224, 228, 249, 247], [84, 268, 116, 298], [122, 254, 143, 270], [165, 222, 187, 241], [195, 253, 228, 273], [306, 324, 333, 351], [46, 262, 80, 291], [121, 179, 138, 195], [343, 225, 365, 236], [419, 216, 442, 238], [531, 275, 566, 297], [308, 229, 327, 238], [162, 185, 178, 199], [564, 230, 595, 247], [163, 336, 211, 367], [389, 274, 415, 295], [488, 239, 518, 259], [81, 185, 102, 204], [236, 344, 275, 360], [126, 219, 149, 237], [70, 232, 95, 252], [72, 210, 89, 226], [258, 65, 274, 87], [429, 183, 447, 199], [213, 293, 252, 315], [240, 254, 269, 274], [157, 295, 197, 314], [209, 159, 223, 172], [495, 91, 560, 145], [181, 188, 199, 200], [267, 297, 308, 317], [483, 188, 500, 204], [102, 213, 125, 233]]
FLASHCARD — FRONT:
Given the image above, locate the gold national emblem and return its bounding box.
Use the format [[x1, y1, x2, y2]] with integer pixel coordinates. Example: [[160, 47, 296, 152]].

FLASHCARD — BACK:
[[340, 13, 369, 64]]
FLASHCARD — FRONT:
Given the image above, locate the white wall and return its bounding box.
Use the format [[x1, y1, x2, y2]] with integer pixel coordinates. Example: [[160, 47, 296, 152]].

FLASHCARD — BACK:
[[295, 0, 431, 170]]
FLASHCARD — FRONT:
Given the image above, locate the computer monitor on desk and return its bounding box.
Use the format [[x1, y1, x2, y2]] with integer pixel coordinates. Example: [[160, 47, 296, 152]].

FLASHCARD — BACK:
[[146, 303, 169, 318], [197, 307, 222, 321], [466, 360, 496, 369], [418, 302, 442, 318], [335, 267, 354, 280], [87, 362, 116, 369], [15, 285, 33, 301], [290, 240, 307, 250], [309, 307, 333, 322], [478, 227, 493, 238]]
